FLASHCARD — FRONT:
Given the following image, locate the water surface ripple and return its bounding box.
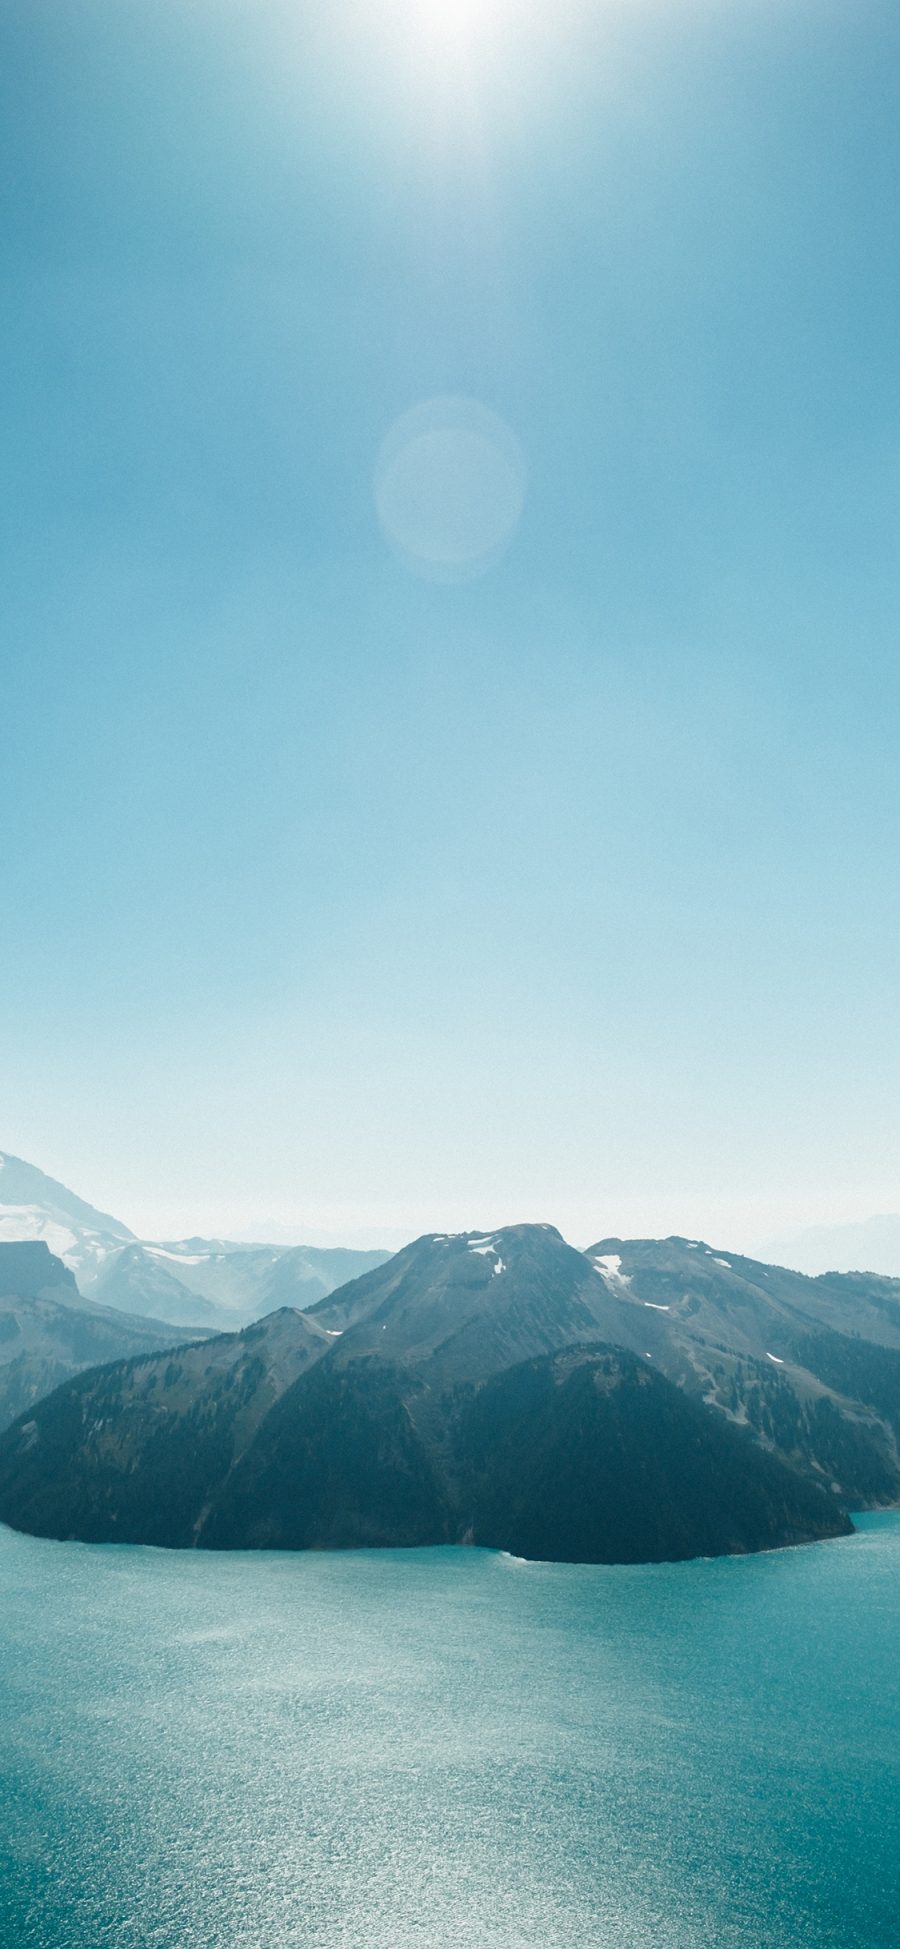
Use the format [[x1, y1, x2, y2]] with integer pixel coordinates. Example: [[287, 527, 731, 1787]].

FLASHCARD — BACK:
[[2, 1516, 898, 1947]]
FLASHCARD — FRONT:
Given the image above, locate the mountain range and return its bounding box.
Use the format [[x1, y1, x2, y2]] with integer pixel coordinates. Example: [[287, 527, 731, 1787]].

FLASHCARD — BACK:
[[0, 1151, 391, 1330], [2, 1150, 900, 1564], [9, 1218, 900, 1560]]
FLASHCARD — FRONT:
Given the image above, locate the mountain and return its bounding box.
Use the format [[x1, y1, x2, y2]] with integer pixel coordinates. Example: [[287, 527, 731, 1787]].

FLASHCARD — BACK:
[[0, 1307, 329, 1546], [0, 1150, 133, 1287], [457, 1347, 848, 1565], [88, 1238, 392, 1331], [0, 1226, 852, 1561], [0, 1149, 391, 1329], [0, 1241, 209, 1433], [581, 1237, 900, 1504], [305, 1223, 656, 1375], [83, 1243, 226, 1328]]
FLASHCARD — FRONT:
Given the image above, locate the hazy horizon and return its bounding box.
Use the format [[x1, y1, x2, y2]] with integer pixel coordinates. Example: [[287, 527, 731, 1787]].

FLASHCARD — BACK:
[[5, 1137, 900, 1273]]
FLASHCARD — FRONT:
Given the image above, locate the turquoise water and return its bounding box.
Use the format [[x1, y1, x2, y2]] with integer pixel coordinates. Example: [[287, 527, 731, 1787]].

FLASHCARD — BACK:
[[1, 1518, 898, 1949]]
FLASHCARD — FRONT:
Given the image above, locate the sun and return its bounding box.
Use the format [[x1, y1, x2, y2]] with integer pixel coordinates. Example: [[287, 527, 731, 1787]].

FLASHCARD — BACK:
[[421, 0, 479, 34], [412, 0, 518, 49], [339, 0, 546, 104]]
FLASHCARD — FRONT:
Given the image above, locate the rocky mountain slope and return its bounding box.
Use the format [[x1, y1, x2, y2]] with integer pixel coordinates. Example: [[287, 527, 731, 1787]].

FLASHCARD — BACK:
[[305, 1223, 655, 1375], [0, 1242, 209, 1432], [0, 1307, 330, 1546], [0, 1227, 853, 1561], [582, 1236, 900, 1504]]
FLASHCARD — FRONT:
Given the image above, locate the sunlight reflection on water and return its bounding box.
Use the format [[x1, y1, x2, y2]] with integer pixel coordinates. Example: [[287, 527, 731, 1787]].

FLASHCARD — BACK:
[[1, 1519, 899, 1948]]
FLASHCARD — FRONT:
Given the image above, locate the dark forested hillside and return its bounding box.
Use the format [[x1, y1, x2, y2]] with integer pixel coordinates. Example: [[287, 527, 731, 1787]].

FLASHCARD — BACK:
[[0, 1307, 330, 1546], [460, 1348, 850, 1563]]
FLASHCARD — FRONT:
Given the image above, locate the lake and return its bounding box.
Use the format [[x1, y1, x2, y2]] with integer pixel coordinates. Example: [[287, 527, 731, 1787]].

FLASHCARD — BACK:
[[1, 1516, 898, 1948]]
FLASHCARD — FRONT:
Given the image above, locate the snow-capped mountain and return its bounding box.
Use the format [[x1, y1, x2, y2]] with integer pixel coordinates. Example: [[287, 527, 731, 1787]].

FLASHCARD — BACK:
[[0, 1150, 134, 1285], [0, 1150, 390, 1330]]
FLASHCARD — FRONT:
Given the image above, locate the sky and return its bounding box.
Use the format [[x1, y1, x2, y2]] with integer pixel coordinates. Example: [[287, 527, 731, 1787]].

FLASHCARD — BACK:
[[2, 0, 900, 1251]]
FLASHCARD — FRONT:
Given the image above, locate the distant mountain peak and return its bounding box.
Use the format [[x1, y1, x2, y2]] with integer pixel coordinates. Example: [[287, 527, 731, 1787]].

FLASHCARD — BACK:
[[423, 1222, 564, 1247], [0, 1151, 134, 1241], [0, 1150, 391, 1330]]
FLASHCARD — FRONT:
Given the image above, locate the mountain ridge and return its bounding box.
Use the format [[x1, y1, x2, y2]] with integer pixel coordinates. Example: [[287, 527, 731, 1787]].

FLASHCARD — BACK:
[[0, 1149, 392, 1330], [0, 1224, 860, 1562]]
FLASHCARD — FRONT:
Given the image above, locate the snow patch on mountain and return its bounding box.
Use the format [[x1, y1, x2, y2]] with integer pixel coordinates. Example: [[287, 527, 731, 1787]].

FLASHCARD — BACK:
[[144, 1247, 210, 1266], [592, 1252, 633, 1292], [0, 1208, 78, 1260]]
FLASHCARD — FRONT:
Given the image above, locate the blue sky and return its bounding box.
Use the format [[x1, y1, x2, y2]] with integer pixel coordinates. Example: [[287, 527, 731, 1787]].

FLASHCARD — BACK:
[[2, 0, 899, 1248]]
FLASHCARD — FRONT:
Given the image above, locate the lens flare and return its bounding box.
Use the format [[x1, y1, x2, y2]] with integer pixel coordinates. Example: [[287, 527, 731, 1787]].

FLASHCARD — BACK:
[[375, 397, 528, 581]]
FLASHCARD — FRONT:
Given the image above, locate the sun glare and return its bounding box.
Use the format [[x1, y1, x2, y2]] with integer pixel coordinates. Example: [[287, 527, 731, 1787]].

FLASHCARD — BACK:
[[419, 0, 481, 39], [324, 0, 565, 131], [408, 0, 526, 56]]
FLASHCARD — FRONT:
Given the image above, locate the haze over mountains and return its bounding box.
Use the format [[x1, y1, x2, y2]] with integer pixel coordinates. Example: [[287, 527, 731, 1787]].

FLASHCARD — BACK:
[[762, 1214, 900, 1279], [0, 1152, 390, 1331]]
